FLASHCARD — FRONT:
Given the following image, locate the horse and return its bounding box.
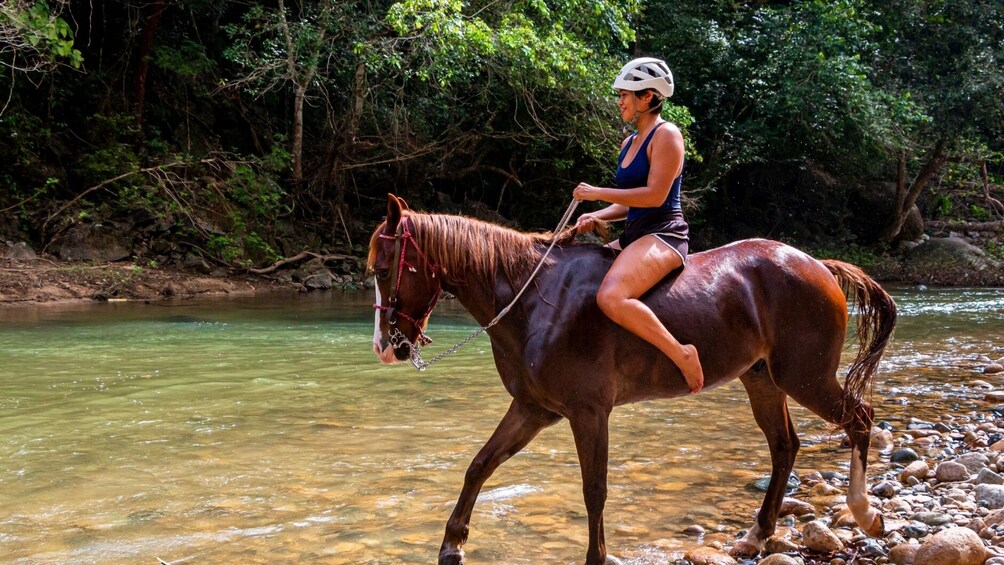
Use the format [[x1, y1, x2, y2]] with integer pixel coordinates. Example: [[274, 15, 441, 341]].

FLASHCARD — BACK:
[[368, 194, 896, 564]]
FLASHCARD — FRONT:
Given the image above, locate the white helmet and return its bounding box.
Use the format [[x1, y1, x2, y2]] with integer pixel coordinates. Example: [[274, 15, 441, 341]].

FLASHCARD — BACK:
[[612, 57, 674, 98]]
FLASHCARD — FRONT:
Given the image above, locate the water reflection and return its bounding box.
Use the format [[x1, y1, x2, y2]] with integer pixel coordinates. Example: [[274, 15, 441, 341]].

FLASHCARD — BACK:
[[0, 287, 1002, 563]]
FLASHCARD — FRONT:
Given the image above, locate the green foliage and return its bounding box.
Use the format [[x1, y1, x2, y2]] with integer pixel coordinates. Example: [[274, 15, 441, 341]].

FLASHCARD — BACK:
[[931, 194, 953, 218], [0, 1, 83, 69], [970, 205, 990, 221]]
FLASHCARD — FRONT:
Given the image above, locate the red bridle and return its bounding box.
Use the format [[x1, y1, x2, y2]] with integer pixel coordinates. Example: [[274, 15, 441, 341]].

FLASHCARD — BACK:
[[373, 217, 442, 347]]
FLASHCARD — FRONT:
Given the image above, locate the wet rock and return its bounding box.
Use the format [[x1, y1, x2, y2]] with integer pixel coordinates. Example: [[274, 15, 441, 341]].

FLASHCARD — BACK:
[[872, 428, 895, 451], [682, 524, 706, 536], [900, 460, 930, 482], [683, 545, 738, 565], [779, 497, 815, 517], [801, 520, 843, 553], [763, 533, 795, 553], [934, 461, 970, 482], [758, 554, 803, 565], [752, 472, 800, 493], [986, 364, 1004, 375], [913, 527, 986, 565], [891, 448, 921, 464]]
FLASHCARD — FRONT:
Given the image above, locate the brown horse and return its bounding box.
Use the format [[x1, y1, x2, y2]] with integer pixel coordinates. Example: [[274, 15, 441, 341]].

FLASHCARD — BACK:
[[368, 194, 896, 564]]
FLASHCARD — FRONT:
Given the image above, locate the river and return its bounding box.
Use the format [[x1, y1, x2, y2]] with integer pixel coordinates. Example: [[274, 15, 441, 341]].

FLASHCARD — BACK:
[[1, 287, 1002, 563]]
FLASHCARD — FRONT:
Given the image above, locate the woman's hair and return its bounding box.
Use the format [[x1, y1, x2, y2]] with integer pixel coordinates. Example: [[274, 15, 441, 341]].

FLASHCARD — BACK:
[[639, 89, 664, 115]]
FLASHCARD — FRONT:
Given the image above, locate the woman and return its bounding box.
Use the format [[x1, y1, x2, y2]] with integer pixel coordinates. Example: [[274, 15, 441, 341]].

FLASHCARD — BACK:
[[573, 57, 704, 393]]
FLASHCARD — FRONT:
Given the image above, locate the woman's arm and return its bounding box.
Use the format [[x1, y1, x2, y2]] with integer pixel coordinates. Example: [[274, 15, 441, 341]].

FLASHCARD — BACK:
[[573, 124, 684, 208]]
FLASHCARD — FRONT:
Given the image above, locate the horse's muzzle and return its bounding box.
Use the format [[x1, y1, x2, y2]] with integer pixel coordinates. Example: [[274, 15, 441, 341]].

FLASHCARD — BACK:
[[373, 338, 410, 364]]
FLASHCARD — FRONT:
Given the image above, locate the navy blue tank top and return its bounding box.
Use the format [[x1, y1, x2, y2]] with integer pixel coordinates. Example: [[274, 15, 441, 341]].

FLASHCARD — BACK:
[[615, 123, 683, 222]]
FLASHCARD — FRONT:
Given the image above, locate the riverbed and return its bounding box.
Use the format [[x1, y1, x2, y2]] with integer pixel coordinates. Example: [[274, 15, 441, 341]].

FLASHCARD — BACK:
[[0, 287, 1001, 563]]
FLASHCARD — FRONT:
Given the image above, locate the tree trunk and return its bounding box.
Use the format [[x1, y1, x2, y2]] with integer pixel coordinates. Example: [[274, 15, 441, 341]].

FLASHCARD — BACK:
[[880, 137, 948, 242], [292, 84, 305, 185], [132, 0, 165, 128]]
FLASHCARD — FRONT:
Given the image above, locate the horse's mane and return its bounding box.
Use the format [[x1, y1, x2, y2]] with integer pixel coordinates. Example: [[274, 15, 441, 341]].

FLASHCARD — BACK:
[[410, 212, 557, 286], [368, 211, 586, 287]]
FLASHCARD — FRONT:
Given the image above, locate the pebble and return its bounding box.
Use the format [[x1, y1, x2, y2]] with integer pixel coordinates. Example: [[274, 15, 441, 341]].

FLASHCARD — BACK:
[[712, 412, 1004, 563]]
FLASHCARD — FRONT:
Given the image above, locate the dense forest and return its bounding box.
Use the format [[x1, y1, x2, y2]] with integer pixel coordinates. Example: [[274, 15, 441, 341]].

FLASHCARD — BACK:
[[1, 0, 1002, 272]]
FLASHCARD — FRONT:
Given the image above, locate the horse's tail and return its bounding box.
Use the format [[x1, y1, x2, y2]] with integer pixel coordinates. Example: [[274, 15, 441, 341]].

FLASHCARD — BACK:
[[821, 260, 897, 426]]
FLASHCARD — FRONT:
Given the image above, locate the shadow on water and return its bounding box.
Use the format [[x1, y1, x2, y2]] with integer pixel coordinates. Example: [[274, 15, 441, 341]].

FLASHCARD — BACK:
[[0, 286, 1002, 563]]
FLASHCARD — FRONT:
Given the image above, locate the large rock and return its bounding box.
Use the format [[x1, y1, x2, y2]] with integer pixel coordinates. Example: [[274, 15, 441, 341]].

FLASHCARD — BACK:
[[975, 484, 1004, 509], [52, 222, 132, 261], [4, 241, 37, 260], [903, 237, 1001, 280], [912, 527, 986, 565]]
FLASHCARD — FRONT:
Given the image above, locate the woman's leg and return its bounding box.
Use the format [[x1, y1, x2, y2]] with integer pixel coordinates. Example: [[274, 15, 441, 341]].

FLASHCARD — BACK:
[[596, 234, 704, 392]]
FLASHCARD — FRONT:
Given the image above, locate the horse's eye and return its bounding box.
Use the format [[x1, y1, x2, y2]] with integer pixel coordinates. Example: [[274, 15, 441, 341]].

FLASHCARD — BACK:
[[376, 269, 389, 280]]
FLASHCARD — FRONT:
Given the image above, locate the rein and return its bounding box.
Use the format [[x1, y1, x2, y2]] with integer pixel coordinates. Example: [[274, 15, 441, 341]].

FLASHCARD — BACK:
[[387, 199, 580, 371]]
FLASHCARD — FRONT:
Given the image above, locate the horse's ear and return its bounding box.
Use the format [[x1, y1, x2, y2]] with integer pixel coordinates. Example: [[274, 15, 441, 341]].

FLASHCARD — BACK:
[[386, 193, 404, 232], [398, 197, 410, 211]]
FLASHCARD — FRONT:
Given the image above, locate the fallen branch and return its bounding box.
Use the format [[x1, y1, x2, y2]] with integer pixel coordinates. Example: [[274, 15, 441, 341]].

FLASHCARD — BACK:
[[249, 251, 356, 274], [926, 220, 1004, 233]]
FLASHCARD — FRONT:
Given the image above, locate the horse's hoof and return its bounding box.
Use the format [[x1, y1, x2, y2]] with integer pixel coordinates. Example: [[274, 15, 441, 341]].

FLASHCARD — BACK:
[[729, 540, 761, 558], [604, 555, 625, 565], [438, 548, 464, 565], [865, 512, 885, 537]]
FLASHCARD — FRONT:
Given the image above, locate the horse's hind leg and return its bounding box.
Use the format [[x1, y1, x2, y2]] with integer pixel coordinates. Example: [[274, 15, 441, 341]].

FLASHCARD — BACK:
[[777, 361, 885, 538], [730, 365, 799, 558], [439, 400, 561, 565]]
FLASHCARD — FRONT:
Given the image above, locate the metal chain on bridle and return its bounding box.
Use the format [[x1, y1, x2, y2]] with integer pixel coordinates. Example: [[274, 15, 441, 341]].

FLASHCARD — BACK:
[[392, 199, 580, 371]]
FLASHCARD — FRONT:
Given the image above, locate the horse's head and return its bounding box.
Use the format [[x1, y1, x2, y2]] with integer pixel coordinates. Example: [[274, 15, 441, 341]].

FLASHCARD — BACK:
[[368, 194, 443, 364]]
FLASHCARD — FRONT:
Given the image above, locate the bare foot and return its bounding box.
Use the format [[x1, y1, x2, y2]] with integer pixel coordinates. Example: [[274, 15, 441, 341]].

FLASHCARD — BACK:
[[678, 344, 704, 393]]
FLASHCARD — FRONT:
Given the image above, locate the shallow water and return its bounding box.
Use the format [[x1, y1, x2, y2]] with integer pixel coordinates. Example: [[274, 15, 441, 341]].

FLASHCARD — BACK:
[[0, 287, 1002, 563]]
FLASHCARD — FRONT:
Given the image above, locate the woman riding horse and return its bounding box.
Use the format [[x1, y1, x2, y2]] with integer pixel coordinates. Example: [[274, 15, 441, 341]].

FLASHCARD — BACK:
[[573, 57, 703, 393]]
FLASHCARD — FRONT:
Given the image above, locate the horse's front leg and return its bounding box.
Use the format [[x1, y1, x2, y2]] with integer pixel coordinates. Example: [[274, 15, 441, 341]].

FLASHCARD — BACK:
[[568, 405, 613, 565], [439, 400, 561, 565]]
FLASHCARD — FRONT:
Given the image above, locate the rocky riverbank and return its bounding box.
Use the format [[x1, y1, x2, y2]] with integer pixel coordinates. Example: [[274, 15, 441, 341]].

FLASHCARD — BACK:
[[676, 381, 1004, 565], [0, 244, 370, 306]]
